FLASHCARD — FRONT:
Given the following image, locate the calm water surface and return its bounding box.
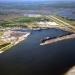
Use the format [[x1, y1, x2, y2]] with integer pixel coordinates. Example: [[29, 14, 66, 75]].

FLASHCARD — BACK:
[[0, 28, 75, 75]]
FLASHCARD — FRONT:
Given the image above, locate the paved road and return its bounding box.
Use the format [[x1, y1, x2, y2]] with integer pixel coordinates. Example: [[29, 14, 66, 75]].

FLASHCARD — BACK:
[[49, 16, 75, 32]]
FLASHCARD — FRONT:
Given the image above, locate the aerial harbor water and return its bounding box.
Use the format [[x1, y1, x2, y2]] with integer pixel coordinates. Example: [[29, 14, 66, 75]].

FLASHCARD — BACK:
[[0, 28, 75, 75]]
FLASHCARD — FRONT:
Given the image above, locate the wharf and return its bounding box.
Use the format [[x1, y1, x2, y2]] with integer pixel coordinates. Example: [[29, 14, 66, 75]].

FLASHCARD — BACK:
[[40, 33, 75, 45]]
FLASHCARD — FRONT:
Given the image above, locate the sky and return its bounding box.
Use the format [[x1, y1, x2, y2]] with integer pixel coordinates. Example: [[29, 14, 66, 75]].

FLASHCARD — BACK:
[[0, 0, 75, 1]]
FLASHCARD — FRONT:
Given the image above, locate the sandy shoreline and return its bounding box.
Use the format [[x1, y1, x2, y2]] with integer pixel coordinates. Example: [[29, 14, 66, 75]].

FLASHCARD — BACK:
[[13, 32, 30, 45], [0, 32, 30, 53]]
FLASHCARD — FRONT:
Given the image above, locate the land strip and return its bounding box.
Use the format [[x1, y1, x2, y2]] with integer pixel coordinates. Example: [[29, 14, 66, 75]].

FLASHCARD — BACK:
[[40, 33, 75, 45]]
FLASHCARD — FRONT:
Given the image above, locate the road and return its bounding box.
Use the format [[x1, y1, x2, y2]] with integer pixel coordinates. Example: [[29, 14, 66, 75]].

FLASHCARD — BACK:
[[48, 15, 75, 32]]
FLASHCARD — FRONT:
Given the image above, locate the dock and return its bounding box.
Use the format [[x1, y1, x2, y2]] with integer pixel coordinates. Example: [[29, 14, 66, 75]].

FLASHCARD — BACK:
[[40, 34, 75, 45]]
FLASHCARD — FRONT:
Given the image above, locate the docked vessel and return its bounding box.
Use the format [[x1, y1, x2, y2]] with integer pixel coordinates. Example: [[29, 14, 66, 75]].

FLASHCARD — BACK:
[[40, 36, 56, 43]]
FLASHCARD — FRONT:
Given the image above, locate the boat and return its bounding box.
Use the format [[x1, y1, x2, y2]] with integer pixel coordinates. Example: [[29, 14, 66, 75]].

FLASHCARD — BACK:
[[40, 37, 52, 43], [33, 28, 39, 30], [40, 36, 57, 43]]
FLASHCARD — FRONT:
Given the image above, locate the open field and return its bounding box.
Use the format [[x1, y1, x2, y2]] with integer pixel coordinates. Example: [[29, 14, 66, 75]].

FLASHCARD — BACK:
[[0, 16, 50, 28]]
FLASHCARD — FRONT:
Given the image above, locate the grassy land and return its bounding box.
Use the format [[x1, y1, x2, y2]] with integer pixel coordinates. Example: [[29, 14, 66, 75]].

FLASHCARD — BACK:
[[0, 16, 50, 28]]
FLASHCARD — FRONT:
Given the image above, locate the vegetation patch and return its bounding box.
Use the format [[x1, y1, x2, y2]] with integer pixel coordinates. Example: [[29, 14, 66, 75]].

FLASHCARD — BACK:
[[0, 16, 50, 28]]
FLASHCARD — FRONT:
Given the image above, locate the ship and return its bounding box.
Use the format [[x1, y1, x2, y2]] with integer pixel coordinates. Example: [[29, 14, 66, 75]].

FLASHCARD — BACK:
[[40, 36, 56, 43]]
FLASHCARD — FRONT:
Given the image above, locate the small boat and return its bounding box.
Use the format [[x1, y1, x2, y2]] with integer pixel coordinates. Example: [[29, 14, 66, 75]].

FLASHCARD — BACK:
[[40, 36, 57, 43], [33, 28, 41, 31], [40, 37, 52, 43]]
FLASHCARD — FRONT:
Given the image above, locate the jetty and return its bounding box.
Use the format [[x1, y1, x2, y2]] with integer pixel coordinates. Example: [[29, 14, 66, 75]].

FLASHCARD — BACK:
[[40, 33, 75, 45]]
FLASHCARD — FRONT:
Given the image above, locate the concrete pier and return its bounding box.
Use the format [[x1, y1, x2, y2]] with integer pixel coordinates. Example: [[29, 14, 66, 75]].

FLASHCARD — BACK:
[[40, 34, 75, 45]]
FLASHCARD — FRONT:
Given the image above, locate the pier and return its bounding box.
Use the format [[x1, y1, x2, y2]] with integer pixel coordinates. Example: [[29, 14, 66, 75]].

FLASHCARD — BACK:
[[40, 33, 75, 45]]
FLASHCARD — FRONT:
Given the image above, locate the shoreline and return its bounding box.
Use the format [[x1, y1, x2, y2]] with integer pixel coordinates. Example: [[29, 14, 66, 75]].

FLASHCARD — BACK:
[[40, 33, 75, 45], [0, 27, 74, 53], [13, 32, 30, 45], [0, 32, 30, 53]]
